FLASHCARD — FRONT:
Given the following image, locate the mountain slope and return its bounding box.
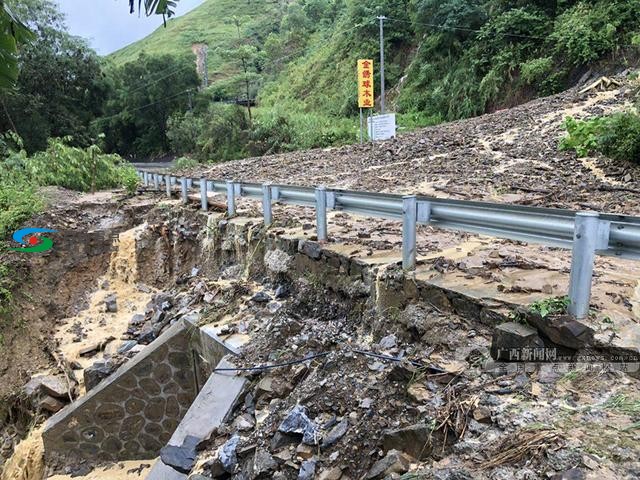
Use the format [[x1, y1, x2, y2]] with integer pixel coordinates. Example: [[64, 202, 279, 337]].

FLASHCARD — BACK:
[[109, 0, 280, 79]]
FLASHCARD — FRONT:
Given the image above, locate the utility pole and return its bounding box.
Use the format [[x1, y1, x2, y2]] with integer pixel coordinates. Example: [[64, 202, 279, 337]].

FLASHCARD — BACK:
[[377, 15, 387, 114]]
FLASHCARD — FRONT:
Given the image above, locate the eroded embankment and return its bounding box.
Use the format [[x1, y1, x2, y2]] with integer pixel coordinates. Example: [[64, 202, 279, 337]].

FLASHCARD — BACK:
[[3, 194, 640, 480]]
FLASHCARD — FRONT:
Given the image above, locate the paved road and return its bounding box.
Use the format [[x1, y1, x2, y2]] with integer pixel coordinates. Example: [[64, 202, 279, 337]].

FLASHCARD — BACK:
[[132, 161, 174, 170]]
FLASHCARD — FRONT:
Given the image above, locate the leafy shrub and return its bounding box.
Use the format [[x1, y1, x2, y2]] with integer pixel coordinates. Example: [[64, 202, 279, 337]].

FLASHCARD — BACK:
[[598, 112, 640, 163], [24, 138, 138, 193], [551, 3, 617, 65], [559, 116, 606, 157], [560, 112, 640, 164], [172, 157, 199, 171]]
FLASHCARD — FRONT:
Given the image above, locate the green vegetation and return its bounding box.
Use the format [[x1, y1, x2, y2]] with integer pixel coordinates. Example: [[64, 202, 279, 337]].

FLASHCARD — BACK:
[[107, 0, 640, 161], [0, 134, 138, 244], [528, 296, 570, 318], [98, 54, 200, 157], [560, 112, 640, 163]]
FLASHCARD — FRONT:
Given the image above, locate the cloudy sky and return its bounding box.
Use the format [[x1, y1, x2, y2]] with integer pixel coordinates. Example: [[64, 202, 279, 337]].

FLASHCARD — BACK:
[[56, 0, 206, 55]]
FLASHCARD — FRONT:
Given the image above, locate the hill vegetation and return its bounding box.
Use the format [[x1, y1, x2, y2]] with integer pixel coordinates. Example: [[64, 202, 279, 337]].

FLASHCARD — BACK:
[[110, 0, 640, 160], [4, 0, 640, 163]]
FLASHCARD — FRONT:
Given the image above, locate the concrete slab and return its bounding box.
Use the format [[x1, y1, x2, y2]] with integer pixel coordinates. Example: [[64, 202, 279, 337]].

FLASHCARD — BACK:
[[146, 358, 247, 480]]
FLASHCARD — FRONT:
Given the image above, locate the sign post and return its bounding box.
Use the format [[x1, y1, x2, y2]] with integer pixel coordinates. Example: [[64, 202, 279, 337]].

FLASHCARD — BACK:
[[357, 59, 374, 143]]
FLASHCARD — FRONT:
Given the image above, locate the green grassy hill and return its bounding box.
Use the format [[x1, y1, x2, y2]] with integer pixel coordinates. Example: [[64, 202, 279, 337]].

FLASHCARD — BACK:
[[109, 0, 280, 80]]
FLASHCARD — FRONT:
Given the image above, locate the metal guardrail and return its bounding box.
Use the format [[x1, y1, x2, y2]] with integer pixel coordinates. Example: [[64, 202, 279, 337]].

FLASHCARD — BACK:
[[137, 169, 640, 320]]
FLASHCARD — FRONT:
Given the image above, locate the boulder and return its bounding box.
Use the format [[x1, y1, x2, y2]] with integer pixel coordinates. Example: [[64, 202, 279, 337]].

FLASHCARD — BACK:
[[298, 240, 322, 259], [24, 375, 68, 399], [84, 360, 117, 391], [382, 424, 431, 460], [321, 418, 348, 449], [160, 435, 201, 474], [490, 322, 545, 361], [528, 314, 594, 350], [252, 449, 277, 477], [279, 405, 318, 445], [39, 395, 65, 413], [365, 449, 413, 479], [104, 294, 118, 313], [219, 435, 240, 474], [298, 459, 317, 480]]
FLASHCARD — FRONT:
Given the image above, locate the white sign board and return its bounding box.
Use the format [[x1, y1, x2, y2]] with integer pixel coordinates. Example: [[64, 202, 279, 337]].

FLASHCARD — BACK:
[[367, 113, 396, 141]]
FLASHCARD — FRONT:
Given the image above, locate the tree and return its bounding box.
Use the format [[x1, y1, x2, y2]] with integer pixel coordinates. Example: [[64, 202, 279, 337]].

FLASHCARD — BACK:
[[129, 0, 181, 18], [98, 54, 199, 158], [215, 17, 264, 124], [0, 1, 33, 89], [0, 0, 107, 153]]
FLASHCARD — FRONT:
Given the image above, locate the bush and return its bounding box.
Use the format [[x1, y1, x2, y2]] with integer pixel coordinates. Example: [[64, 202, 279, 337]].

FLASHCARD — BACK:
[[172, 157, 199, 171], [598, 112, 640, 163], [23, 138, 138, 193], [551, 3, 617, 65], [559, 116, 606, 157], [560, 112, 640, 163]]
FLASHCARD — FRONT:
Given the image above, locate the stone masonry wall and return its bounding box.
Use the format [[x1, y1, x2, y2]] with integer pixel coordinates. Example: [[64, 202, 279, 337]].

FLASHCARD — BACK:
[[43, 320, 197, 462]]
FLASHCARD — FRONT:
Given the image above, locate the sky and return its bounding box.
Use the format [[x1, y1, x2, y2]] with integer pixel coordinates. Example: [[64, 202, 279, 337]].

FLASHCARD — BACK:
[[56, 0, 206, 55]]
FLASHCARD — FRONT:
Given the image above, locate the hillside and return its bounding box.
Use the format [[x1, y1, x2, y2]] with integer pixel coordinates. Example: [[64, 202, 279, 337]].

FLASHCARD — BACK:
[[104, 0, 640, 162], [109, 0, 280, 80]]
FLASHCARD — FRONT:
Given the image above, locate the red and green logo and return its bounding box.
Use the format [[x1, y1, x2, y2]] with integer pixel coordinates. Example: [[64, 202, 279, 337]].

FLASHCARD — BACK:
[[11, 228, 57, 253]]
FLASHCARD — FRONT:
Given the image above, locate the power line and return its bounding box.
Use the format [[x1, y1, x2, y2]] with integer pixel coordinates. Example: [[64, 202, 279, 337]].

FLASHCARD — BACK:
[[125, 65, 193, 96], [99, 88, 196, 122]]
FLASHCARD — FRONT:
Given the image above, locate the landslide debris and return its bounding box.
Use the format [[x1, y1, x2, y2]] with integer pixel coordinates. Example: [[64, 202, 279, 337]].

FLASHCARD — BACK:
[[181, 78, 640, 215]]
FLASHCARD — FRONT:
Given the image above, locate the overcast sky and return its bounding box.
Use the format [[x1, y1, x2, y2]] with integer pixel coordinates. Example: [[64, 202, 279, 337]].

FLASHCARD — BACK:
[[56, 0, 206, 55]]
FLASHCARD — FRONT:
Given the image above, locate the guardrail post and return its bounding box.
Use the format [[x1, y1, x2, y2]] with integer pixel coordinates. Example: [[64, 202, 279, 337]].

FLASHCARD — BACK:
[[153, 173, 159, 191], [402, 195, 417, 270], [200, 177, 208, 211], [262, 183, 273, 226], [180, 177, 188, 204], [166, 175, 172, 197], [226, 180, 236, 216], [143, 171, 149, 186], [568, 212, 599, 319], [315, 186, 328, 242]]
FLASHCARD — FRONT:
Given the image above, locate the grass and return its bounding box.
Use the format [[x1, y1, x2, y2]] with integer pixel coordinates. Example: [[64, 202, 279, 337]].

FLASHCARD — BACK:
[[108, 0, 280, 81]]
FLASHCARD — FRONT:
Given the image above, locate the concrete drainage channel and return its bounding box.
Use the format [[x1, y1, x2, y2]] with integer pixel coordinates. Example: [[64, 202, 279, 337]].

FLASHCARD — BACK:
[[43, 316, 246, 479]]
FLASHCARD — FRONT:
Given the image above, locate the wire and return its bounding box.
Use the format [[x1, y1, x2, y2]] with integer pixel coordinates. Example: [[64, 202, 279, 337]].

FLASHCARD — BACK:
[[211, 352, 330, 372], [125, 65, 192, 96], [211, 348, 446, 374], [99, 88, 195, 122]]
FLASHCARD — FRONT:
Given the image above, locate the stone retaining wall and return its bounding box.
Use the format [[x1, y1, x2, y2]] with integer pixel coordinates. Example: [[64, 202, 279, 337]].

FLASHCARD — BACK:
[[43, 319, 198, 462]]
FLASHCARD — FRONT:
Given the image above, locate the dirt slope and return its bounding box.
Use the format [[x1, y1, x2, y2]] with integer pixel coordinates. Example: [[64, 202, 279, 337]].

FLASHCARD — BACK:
[[183, 78, 640, 215]]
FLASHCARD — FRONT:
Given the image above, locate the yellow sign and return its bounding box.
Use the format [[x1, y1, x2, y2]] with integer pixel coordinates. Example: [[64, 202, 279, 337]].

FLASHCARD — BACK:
[[357, 59, 374, 109]]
